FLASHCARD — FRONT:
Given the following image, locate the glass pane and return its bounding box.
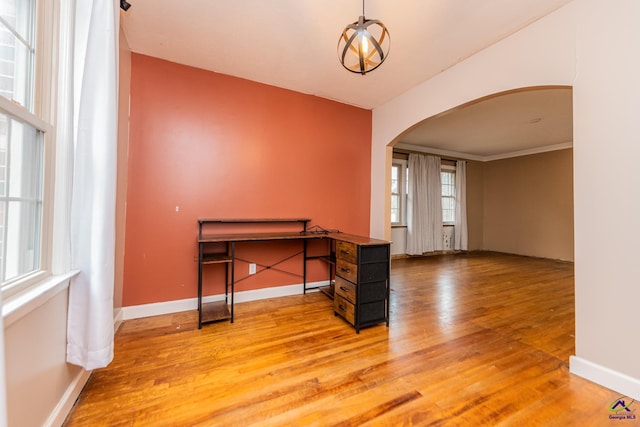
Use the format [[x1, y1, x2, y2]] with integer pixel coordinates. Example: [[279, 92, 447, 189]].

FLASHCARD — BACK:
[[0, 144, 5, 196], [0, 0, 36, 109], [0, 111, 42, 283], [391, 165, 399, 193], [391, 194, 399, 223], [3, 198, 40, 281], [441, 171, 455, 197], [6, 117, 40, 197], [405, 167, 409, 193], [0, 112, 6, 197], [442, 196, 455, 223], [391, 194, 399, 209], [442, 197, 454, 210], [391, 179, 398, 194], [443, 209, 454, 223]]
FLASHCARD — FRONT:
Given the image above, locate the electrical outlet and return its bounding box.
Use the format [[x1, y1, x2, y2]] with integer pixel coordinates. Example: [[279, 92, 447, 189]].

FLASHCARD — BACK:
[[249, 263, 256, 275]]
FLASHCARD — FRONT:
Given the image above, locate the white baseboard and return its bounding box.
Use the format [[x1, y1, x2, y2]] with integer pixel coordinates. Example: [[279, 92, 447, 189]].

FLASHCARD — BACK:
[[44, 367, 91, 427], [122, 280, 328, 321], [570, 356, 640, 400], [113, 307, 124, 331]]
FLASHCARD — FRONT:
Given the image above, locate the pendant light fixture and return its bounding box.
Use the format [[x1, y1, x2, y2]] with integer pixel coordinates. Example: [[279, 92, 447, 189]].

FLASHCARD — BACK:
[[338, 0, 390, 75]]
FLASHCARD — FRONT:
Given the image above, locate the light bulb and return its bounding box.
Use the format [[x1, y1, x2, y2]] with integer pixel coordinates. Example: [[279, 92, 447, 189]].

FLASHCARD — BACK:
[[361, 34, 369, 55]]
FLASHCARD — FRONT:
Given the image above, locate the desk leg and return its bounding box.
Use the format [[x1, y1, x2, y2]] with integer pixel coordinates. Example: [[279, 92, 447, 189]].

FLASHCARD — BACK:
[[230, 241, 235, 323], [303, 240, 308, 294], [197, 242, 203, 329]]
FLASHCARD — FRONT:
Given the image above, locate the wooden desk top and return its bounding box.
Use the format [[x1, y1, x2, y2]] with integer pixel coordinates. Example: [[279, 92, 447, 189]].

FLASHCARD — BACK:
[[199, 231, 321, 243], [198, 231, 389, 246], [328, 232, 389, 246], [198, 218, 311, 224]]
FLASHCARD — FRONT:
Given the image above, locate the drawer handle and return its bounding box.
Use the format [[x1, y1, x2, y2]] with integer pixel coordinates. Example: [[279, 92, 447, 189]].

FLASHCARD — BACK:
[[339, 286, 349, 292], [341, 267, 351, 273], [338, 303, 346, 311], [341, 249, 351, 255]]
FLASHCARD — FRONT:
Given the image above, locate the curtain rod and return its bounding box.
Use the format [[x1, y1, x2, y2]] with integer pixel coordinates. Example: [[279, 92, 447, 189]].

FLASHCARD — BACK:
[[393, 148, 462, 163]]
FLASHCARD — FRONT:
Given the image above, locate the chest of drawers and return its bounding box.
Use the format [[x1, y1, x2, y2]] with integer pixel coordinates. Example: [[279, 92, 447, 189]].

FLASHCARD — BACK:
[[332, 237, 390, 333]]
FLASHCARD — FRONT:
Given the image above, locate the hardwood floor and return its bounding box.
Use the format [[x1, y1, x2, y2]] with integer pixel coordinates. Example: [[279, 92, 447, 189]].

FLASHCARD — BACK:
[[64, 252, 622, 426]]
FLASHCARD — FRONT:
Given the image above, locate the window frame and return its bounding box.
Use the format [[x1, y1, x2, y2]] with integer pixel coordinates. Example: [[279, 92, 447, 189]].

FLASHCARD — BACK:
[[391, 156, 458, 227], [0, 0, 56, 300], [391, 159, 407, 226], [441, 165, 456, 226]]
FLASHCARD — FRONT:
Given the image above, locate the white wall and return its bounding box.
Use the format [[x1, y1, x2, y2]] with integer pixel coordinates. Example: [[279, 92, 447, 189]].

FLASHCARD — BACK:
[[569, 0, 640, 396], [371, 0, 640, 399], [390, 227, 406, 256]]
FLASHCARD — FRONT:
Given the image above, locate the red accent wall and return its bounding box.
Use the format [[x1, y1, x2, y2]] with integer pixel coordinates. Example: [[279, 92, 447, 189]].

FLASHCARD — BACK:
[[122, 54, 372, 306]]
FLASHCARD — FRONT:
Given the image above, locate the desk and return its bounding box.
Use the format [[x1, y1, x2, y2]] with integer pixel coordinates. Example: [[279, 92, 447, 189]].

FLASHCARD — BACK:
[[197, 219, 390, 333]]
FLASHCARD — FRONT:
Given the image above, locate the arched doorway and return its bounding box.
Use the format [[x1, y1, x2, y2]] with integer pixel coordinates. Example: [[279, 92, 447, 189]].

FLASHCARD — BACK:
[[387, 86, 573, 261]]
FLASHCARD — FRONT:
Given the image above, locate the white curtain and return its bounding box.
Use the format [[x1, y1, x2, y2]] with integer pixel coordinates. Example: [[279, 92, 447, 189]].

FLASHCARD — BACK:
[[0, 291, 6, 427], [66, 0, 119, 370], [454, 160, 468, 250], [406, 154, 443, 255]]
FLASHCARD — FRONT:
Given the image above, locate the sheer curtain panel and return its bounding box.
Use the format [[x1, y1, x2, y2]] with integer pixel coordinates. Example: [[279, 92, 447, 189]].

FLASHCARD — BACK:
[[454, 160, 468, 250], [0, 291, 6, 427], [406, 154, 443, 255], [66, 0, 119, 370]]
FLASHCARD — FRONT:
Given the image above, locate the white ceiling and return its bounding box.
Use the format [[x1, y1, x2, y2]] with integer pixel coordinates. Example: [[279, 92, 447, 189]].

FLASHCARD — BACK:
[[120, 0, 575, 159], [397, 87, 573, 161]]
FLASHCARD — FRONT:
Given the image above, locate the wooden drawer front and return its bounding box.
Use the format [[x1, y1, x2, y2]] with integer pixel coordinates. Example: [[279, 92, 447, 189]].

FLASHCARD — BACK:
[[335, 276, 356, 304], [359, 280, 387, 304], [359, 261, 388, 283], [336, 241, 357, 264], [334, 294, 355, 325], [360, 245, 389, 263], [359, 300, 386, 324], [336, 259, 357, 283]]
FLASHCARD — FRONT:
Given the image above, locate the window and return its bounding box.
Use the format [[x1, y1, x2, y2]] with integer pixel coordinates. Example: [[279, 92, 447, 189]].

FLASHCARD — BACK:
[[391, 157, 456, 226], [0, 113, 43, 284], [441, 166, 456, 224], [1, 0, 54, 297], [391, 160, 407, 225], [0, 0, 36, 110]]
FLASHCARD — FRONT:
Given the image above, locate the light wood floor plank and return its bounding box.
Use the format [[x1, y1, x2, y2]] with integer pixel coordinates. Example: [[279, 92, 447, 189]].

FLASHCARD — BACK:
[[64, 252, 623, 426]]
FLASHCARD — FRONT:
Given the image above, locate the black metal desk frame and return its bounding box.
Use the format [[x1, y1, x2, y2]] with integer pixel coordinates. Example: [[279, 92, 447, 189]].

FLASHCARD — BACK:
[[197, 218, 333, 328]]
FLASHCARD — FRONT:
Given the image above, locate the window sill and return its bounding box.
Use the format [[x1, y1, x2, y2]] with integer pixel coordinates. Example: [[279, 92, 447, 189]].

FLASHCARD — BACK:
[[2, 270, 80, 327]]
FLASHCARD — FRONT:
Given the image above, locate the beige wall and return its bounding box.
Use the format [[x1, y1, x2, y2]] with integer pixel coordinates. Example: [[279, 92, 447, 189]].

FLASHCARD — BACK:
[[390, 151, 572, 259], [482, 149, 573, 261], [465, 160, 485, 251], [5, 287, 86, 426]]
